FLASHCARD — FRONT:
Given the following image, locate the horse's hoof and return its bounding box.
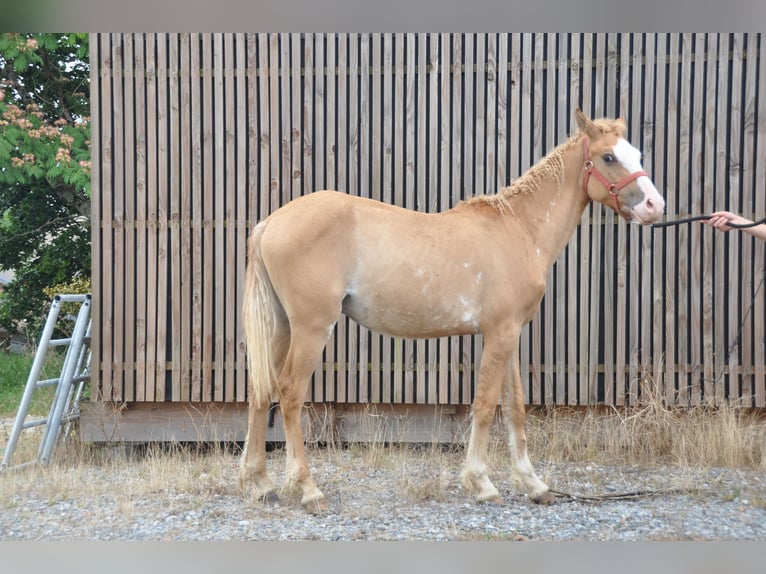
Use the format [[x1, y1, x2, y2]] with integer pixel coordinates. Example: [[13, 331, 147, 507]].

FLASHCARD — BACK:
[[302, 497, 329, 514], [480, 495, 505, 506], [532, 490, 556, 505], [261, 491, 280, 505]]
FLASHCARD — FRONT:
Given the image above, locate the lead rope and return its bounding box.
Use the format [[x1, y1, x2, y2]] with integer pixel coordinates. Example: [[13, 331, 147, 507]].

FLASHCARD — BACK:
[[547, 486, 701, 503], [652, 215, 766, 228]]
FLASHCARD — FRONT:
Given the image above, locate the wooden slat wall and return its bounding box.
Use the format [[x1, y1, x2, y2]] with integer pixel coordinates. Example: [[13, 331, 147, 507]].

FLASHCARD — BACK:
[[90, 33, 766, 408]]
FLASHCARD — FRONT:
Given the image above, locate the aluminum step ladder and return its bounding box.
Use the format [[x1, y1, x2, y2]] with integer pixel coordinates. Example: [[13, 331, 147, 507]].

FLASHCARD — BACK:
[[1, 294, 92, 472]]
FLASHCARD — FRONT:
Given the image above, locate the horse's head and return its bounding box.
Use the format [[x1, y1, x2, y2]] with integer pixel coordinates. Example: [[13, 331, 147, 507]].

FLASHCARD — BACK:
[[575, 108, 665, 224]]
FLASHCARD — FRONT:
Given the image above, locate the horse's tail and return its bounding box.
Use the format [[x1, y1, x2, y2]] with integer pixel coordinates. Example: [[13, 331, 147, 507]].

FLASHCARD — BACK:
[[242, 220, 279, 409]]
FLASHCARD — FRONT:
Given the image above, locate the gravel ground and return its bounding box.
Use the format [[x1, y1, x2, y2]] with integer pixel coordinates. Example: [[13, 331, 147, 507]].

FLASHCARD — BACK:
[[1, 442, 765, 541]]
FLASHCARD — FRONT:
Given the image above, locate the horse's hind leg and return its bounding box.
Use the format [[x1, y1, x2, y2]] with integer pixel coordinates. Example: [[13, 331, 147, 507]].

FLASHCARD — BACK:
[[239, 319, 290, 503], [277, 322, 336, 513]]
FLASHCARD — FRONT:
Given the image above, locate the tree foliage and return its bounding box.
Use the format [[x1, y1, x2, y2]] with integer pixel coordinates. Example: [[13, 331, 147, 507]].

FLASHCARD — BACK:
[[0, 33, 91, 336]]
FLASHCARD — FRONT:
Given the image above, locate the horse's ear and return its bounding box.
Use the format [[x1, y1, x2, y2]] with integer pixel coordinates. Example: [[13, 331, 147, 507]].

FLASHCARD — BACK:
[[615, 116, 627, 130], [575, 108, 599, 138]]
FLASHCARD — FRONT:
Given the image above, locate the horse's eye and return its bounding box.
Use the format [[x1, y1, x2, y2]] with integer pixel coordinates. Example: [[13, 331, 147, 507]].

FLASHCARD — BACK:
[[602, 154, 615, 163]]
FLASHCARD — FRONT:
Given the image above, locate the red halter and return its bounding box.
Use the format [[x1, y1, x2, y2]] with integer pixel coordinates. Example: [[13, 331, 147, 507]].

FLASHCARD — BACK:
[[582, 137, 648, 217]]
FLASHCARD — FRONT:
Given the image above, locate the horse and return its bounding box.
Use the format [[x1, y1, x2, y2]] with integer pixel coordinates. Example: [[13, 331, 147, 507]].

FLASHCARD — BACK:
[[239, 108, 666, 512]]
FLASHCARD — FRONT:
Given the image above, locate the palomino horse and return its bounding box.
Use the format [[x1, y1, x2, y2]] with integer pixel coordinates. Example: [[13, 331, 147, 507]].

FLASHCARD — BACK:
[[240, 108, 665, 512]]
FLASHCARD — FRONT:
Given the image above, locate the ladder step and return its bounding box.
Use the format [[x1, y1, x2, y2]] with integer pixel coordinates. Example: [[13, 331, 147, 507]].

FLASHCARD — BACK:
[[36, 374, 90, 388]]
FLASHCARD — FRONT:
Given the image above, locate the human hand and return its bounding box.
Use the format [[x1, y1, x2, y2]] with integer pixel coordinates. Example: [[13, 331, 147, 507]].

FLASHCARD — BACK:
[[704, 211, 753, 232]]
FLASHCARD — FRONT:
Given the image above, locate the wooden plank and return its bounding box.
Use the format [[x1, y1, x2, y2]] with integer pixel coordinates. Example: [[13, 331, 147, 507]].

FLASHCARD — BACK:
[[544, 33, 557, 406], [358, 33, 370, 403], [89, 34, 104, 401], [202, 34, 215, 401], [336, 33, 348, 403], [169, 34, 182, 402], [566, 34, 581, 404], [664, 33, 679, 404], [555, 34, 569, 405], [415, 33, 427, 403], [191, 33, 204, 402], [381, 33, 393, 403], [676, 33, 692, 405], [439, 33, 450, 405], [144, 34, 159, 402], [587, 33, 605, 404], [702, 34, 718, 403], [451, 34, 465, 406], [630, 34, 664, 404], [427, 33, 439, 404], [133, 34, 148, 403], [178, 33, 192, 401], [346, 33, 360, 404], [111, 33, 125, 401], [391, 33, 405, 403], [123, 33, 136, 402], [652, 34, 668, 398], [212, 33, 225, 402], [579, 33, 593, 405], [741, 32, 758, 406], [728, 33, 744, 404], [755, 33, 766, 407], [79, 401, 477, 444], [689, 33, 706, 406], [531, 33, 545, 405], [403, 33, 416, 403], [235, 33, 248, 402]]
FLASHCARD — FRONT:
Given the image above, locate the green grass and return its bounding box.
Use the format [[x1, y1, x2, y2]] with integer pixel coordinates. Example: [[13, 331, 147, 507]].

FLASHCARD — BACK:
[[0, 349, 65, 417]]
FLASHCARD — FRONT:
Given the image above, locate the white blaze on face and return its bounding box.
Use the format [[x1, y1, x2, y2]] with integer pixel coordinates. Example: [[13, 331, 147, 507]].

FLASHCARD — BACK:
[[612, 138, 666, 222]]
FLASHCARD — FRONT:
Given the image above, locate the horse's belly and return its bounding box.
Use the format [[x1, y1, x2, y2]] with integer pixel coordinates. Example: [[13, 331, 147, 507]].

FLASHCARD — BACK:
[[341, 290, 481, 339]]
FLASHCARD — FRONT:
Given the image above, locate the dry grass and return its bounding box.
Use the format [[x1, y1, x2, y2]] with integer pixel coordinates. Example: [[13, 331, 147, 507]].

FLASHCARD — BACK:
[[1, 382, 764, 506]]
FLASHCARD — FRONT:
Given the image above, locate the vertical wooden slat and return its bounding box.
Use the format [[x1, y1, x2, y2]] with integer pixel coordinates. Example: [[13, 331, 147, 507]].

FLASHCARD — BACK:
[[346, 33, 360, 403], [191, 34, 203, 402], [755, 33, 766, 407], [90, 34, 104, 401], [664, 33, 679, 404], [169, 34, 182, 402], [201, 34, 215, 401], [690, 33, 706, 406], [579, 33, 593, 405], [556, 34, 571, 405], [544, 33, 556, 406], [381, 33, 393, 403], [404, 33, 417, 403], [211, 33, 225, 401], [652, 34, 668, 397], [122, 33, 136, 403], [639, 33, 656, 404], [438, 33, 450, 405], [702, 34, 718, 403], [415, 33, 427, 402], [602, 33, 618, 405], [133, 34, 148, 402], [393, 33, 405, 402], [587, 33, 604, 404], [728, 34, 744, 404], [358, 33, 370, 403], [336, 33, 348, 403], [178, 33, 192, 401], [450, 34, 465, 405], [676, 33, 692, 405], [144, 34, 158, 401], [462, 34, 476, 405], [566, 34, 581, 404], [235, 33, 248, 402], [111, 33, 125, 401]]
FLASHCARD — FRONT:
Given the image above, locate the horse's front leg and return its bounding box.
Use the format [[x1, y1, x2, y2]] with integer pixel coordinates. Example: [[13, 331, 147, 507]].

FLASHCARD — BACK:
[[501, 345, 554, 504], [460, 330, 516, 504]]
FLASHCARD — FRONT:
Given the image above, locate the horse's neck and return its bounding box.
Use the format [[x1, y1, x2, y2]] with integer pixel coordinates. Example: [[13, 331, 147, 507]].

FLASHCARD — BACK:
[[506, 139, 590, 268]]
